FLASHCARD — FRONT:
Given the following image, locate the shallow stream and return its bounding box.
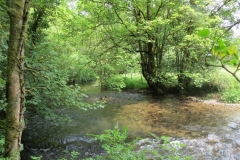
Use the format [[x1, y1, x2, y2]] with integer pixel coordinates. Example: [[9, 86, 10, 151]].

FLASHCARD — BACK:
[[21, 82, 240, 159]]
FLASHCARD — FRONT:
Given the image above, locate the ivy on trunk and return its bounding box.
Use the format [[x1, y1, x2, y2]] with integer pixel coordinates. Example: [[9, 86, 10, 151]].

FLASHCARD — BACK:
[[4, 0, 30, 158]]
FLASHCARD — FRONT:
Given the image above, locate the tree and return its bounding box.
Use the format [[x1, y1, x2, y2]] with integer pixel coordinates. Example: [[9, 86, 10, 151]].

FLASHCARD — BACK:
[[81, 0, 240, 95], [81, 0, 215, 94], [0, 1, 9, 111], [198, 1, 240, 84], [199, 30, 240, 83], [45, 1, 139, 91], [22, 1, 101, 118], [4, 0, 30, 158]]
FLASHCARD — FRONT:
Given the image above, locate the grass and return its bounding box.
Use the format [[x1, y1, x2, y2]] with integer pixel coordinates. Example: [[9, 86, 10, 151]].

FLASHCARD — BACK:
[[206, 68, 240, 103], [104, 70, 240, 103], [122, 74, 149, 90], [121, 70, 240, 103], [101, 74, 149, 91]]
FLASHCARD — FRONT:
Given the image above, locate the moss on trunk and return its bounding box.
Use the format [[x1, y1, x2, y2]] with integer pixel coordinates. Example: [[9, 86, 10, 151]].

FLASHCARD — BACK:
[[4, 0, 30, 159]]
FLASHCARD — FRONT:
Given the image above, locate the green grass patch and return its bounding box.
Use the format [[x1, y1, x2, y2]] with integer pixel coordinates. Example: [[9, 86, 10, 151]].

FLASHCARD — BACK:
[[122, 74, 148, 90], [101, 74, 148, 91], [222, 89, 240, 103], [206, 68, 240, 103]]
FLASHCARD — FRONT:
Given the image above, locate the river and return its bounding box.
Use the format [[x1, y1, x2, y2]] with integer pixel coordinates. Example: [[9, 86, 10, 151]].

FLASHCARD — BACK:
[[21, 82, 240, 159]]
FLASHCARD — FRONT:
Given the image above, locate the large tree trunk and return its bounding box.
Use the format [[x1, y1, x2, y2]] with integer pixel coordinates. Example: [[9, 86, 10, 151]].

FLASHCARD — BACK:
[[137, 0, 167, 95], [4, 0, 30, 158]]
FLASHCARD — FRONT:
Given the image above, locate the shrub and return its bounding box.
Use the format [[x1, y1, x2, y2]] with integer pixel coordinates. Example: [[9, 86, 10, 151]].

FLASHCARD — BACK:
[[88, 124, 192, 160], [101, 76, 126, 92], [206, 68, 240, 103]]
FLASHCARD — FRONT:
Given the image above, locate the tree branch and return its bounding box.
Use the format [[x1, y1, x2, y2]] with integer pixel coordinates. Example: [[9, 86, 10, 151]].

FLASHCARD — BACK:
[[112, 4, 136, 37], [209, 0, 232, 17]]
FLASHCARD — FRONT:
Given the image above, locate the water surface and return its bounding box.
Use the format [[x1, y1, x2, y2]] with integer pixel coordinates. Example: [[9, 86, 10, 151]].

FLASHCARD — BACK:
[[21, 83, 240, 159]]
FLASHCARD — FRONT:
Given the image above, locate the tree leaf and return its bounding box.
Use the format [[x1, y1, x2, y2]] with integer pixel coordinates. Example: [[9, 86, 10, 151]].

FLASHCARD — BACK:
[[228, 45, 238, 55], [217, 39, 227, 52], [198, 29, 210, 38], [0, 78, 5, 84], [217, 52, 226, 59], [208, 56, 216, 62], [227, 59, 238, 65], [234, 54, 239, 60], [212, 46, 219, 55], [217, 38, 225, 47]]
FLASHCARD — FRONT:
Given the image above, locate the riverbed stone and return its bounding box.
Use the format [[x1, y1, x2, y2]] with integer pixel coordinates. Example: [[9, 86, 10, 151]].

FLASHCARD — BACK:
[[235, 139, 240, 147], [227, 121, 239, 129]]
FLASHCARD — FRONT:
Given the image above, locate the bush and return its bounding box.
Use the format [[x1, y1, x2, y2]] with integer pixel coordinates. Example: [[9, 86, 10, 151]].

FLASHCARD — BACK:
[[222, 89, 240, 103], [206, 68, 240, 103], [101, 76, 126, 92], [0, 78, 7, 113], [88, 124, 192, 160], [88, 123, 145, 160]]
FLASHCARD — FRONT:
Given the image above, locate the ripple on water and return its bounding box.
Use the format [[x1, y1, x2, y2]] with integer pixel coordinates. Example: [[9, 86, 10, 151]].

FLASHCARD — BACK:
[[234, 140, 240, 147], [22, 91, 240, 160], [225, 133, 240, 141], [207, 134, 221, 143]]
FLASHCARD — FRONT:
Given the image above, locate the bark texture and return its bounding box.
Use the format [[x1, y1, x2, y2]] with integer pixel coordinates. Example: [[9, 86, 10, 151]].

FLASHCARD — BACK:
[[137, 0, 168, 95], [4, 0, 30, 158]]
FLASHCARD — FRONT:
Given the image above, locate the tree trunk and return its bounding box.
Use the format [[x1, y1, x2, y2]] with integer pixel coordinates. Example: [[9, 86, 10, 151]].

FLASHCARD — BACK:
[[139, 40, 167, 95], [4, 0, 30, 158]]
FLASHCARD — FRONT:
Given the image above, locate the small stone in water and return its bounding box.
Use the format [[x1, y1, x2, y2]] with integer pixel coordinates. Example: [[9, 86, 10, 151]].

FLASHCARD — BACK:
[[227, 122, 239, 129]]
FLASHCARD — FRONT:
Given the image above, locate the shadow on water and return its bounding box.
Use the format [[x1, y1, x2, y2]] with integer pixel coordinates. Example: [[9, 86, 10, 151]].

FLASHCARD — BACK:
[[21, 82, 240, 159]]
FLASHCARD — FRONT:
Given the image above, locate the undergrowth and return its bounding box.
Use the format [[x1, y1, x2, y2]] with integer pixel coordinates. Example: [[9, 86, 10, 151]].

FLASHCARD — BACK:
[[87, 123, 192, 160], [101, 74, 148, 91], [206, 68, 240, 103], [122, 74, 148, 90]]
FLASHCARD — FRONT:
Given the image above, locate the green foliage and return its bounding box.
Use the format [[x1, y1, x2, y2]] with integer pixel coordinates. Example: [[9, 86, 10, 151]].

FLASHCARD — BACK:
[[0, 78, 5, 85], [205, 68, 240, 103], [91, 123, 128, 146], [222, 89, 240, 103], [30, 156, 42, 160], [0, 130, 20, 160], [7, 0, 106, 126], [101, 75, 126, 92], [185, 72, 210, 88], [58, 150, 80, 160], [198, 29, 210, 38], [158, 73, 178, 89], [0, 132, 4, 156], [0, 78, 6, 112], [88, 123, 145, 160], [0, 1, 8, 108], [198, 29, 240, 83], [123, 74, 148, 90], [88, 124, 191, 160], [82, 0, 221, 94], [149, 133, 192, 160], [219, 71, 240, 103], [24, 39, 104, 123], [43, 0, 228, 95]]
